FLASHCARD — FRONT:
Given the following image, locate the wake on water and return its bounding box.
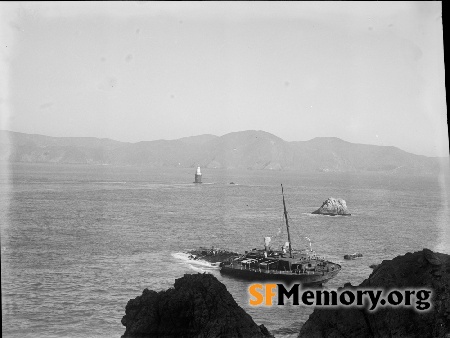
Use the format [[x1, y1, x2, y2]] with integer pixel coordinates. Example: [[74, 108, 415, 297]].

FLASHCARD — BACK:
[[186, 264, 207, 273], [171, 252, 221, 273]]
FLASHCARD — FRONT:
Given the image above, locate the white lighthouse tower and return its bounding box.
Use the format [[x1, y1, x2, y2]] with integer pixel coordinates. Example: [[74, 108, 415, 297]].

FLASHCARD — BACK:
[[194, 167, 202, 183]]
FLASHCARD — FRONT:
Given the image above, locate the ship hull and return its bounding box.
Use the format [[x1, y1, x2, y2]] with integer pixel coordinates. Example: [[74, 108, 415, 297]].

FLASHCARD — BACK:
[[220, 265, 341, 286]]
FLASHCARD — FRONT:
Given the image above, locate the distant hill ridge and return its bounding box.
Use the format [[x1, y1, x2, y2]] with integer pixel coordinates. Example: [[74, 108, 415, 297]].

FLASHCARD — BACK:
[[0, 130, 447, 174]]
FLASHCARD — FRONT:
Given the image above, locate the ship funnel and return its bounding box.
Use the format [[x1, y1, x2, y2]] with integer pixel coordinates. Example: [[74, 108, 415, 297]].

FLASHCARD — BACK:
[[196, 167, 201, 175], [264, 237, 271, 251], [284, 241, 290, 249]]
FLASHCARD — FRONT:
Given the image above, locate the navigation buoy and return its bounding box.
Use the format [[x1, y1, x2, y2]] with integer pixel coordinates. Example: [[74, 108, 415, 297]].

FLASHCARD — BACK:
[[194, 167, 202, 183]]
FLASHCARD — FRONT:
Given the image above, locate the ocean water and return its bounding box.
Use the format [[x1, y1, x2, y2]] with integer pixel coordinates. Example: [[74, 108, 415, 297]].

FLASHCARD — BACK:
[[1, 163, 449, 338]]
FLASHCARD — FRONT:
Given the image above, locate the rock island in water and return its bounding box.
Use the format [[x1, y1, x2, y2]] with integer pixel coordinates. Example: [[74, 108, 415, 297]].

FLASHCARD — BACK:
[[312, 197, 351, 216]]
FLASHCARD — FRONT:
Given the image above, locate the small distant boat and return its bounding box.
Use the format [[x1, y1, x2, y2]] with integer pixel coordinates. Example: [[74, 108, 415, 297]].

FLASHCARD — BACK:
[[219, 185, 341, 286], [344, 253, 363, 260]]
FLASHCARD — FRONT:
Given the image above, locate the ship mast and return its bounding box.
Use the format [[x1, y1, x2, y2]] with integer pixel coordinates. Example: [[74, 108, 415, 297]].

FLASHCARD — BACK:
[[281, 184, 293, 258]]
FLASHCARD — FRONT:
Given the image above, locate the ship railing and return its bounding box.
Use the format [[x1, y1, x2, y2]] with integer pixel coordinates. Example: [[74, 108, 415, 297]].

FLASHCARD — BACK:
[[237, 266, 319, 275], [230, 261, 326, 274]]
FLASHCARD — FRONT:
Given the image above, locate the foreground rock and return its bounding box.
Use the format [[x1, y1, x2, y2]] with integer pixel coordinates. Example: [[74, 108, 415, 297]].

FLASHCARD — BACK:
[[299, 249, 450, 338], [121, 273, 272, 338], [312, 197, 351, 216]]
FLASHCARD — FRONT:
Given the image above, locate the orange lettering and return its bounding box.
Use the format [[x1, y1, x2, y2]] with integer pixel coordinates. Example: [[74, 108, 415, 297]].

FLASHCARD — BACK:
[[265, 284, 277, 306], [249, 283, 264, 306]]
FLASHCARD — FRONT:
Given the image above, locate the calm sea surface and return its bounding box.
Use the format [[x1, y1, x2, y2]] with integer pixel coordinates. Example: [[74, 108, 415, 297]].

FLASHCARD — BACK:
[[1, 163, 449, 338]]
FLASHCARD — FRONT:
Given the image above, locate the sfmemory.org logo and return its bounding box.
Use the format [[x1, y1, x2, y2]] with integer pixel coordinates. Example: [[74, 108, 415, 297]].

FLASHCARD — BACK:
[[249, 283, 433, 311]]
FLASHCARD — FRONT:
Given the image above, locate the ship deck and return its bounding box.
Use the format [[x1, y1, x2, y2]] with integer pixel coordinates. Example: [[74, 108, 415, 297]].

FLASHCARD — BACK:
[[220, 248, 341, 284]]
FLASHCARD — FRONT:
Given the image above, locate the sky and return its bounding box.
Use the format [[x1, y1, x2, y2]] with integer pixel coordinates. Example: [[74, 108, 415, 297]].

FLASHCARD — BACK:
[[1, 2, 448, 157]]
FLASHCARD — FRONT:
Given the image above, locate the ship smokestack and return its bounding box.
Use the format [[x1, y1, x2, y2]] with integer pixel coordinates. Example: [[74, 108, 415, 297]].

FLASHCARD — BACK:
[[264, 237, 271, 251], [194, 167, 202, 183]]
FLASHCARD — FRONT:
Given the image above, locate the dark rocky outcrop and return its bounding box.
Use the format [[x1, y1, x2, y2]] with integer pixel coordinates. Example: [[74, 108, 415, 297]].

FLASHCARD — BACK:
[[312, 198, 351, 216], [121, 273, 272, 338], [299, 249, 450, 338]]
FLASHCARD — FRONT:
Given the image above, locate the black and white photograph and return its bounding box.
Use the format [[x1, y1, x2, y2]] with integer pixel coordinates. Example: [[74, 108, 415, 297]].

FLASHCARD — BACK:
[[1, 2, 449, 338]]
